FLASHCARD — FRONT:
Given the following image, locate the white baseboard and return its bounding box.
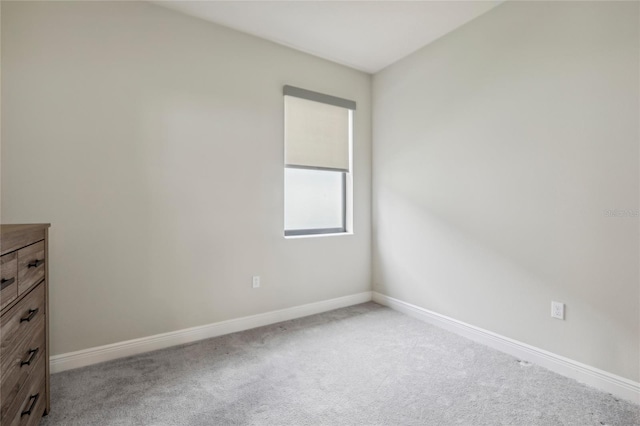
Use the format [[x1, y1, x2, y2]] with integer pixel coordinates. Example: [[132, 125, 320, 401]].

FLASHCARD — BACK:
[[372, 292, 640, 404], [50, 291, 372, 374]]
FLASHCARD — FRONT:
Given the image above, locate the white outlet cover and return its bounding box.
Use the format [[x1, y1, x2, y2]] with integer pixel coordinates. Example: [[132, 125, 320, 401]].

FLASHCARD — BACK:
[[551, 301, 564, 320], [252, 276, 260, 288]]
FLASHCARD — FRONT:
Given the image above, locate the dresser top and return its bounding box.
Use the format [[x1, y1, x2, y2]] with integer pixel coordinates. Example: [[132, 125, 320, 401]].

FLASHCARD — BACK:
[[1, 224, 51, 236]]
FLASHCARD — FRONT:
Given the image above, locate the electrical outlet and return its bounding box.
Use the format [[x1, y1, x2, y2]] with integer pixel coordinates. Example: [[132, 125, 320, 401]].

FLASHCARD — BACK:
[[252, 276, 260, 289], [551, 301, 564, 320]]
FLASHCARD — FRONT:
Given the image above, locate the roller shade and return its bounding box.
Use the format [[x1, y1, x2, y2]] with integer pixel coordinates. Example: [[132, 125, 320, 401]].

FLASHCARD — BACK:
[[284, 86, 355, 172]]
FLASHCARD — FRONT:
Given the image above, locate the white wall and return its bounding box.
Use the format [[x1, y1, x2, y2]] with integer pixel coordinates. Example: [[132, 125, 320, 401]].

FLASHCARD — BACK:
[[1, 1, 371, 356], [373, 1, 639, 381]]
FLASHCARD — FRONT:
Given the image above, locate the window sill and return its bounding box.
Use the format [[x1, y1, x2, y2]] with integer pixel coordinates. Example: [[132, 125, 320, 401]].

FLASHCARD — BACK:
[[284, 232, 353, 240]]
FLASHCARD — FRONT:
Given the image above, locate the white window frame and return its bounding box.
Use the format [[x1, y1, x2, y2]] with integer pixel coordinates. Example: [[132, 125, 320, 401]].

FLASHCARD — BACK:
[[283, 86, 355, 238]]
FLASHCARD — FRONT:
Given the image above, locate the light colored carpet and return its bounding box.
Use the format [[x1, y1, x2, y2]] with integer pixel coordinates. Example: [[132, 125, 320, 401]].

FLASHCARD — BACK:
[[41, 303, 639, 425]]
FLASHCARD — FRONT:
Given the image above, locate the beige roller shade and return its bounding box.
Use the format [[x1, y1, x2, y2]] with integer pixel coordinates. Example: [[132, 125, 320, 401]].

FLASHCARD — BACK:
[[285, 94, 352, 172]]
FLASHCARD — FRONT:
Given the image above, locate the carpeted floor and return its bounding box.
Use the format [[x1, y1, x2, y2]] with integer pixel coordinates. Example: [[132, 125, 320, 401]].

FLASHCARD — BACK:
[[41, 303, 639, 425]]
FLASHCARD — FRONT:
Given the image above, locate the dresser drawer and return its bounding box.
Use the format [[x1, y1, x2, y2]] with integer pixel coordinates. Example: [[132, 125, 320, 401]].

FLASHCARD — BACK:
[[0, 315, 45, 411], [0, 228, 45, 257], [17, 242, 45, 296], [0, 283, 46, 373], [0, 356, 46, 426], [1, 252, 18, 311]]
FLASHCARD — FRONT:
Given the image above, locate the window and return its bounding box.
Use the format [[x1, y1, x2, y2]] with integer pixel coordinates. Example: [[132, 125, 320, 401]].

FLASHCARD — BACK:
[[283, 85, 355, 236]]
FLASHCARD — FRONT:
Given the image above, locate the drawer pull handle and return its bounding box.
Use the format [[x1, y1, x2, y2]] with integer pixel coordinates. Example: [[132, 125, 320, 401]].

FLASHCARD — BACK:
[[1, 277, 15, 290], [21, 348, 39, 367], [28, 259, 44, 268], [21, 393, 39, 417], [20, 308, 39, 323]]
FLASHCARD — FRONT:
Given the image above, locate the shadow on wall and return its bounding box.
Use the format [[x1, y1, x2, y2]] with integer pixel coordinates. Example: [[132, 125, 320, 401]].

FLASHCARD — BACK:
[[373, 184, 637, 380]]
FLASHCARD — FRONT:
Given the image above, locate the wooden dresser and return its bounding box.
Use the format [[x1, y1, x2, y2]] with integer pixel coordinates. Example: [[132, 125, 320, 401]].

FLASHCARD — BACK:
[[0, 224, 50, 425]]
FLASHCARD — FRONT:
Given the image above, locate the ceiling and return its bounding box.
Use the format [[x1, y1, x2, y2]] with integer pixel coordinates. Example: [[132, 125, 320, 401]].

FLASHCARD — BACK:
[[153, 1, 503, 74]]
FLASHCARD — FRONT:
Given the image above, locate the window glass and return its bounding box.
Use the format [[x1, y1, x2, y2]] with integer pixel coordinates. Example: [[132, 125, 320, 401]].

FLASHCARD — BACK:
[[284, 168, 344, 233]]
